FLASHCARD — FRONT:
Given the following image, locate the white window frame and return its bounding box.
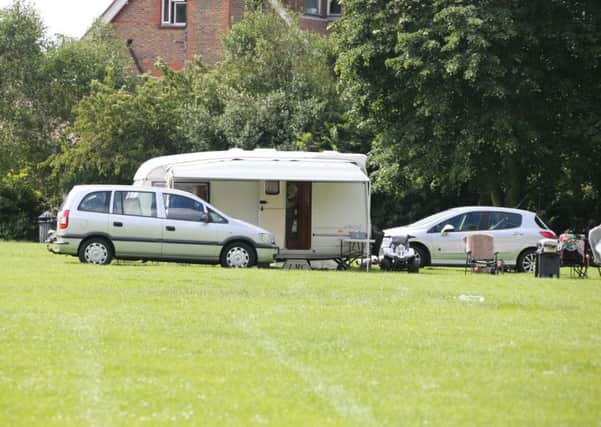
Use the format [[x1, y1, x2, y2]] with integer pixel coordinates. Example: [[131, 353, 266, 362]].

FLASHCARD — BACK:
[[303, 0, 321, 16], [162, 0, 187, 26], [327, 0, 342, 16]]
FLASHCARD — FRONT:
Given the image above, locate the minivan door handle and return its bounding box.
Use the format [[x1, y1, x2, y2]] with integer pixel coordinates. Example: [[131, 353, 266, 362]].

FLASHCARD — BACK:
[[166, 226, 176, 231], [113, 222, 123, 227]]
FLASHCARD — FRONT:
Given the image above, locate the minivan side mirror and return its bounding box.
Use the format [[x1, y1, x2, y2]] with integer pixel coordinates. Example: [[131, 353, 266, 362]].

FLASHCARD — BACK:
[[441, 224, 455, 236]]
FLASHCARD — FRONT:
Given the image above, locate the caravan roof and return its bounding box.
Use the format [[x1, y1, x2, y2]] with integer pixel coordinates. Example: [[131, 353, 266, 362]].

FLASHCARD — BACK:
[[133, 149, 369, 185]]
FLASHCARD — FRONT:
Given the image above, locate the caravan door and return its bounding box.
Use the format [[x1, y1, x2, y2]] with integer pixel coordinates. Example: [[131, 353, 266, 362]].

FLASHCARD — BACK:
[[258, 181, 286, 248], [285, 182, 312, 250]]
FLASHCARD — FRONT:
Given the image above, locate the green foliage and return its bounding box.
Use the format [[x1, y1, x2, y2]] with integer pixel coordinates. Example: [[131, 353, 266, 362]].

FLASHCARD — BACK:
[[333, 0, 601, 229], [181, 10, 351, 151], [51, 75, 188, 189], [42, 20, 134, 122], [0, 172, 45, 241], [49, 10, 354, 195], [0, 2, 134, 230], [0, 4, 133, 176], [0, 1, 46, 171]]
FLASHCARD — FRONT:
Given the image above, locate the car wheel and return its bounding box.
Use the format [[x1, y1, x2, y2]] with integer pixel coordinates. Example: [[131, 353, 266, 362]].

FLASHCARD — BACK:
[[79, 238, 113, 265], [221, 242, 256, 268], [410, 244, 428, 268], [517, 248, 537, 273], [379, 257, 392, 271], [407, 257, 420, 273]]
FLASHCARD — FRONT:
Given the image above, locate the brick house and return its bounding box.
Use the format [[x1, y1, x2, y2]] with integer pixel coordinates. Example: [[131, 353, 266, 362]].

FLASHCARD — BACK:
[[101, 0, 341, 74]]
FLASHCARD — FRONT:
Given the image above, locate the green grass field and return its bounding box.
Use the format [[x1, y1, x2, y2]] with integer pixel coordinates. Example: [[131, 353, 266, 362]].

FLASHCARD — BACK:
[[1, 242, 600, 426]]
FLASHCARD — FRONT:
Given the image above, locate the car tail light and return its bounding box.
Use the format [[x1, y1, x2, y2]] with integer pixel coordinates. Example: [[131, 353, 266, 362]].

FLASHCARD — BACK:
[[59, 210, 69, 229], [539, 230, 556, 239]]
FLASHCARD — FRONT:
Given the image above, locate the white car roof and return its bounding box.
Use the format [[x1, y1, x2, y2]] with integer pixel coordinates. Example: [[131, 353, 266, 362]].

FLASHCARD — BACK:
[[436, 206, 535, 215]]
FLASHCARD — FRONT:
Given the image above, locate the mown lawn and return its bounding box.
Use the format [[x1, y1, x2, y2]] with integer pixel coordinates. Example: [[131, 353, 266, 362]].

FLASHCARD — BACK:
[[0, 241, 600, 426]]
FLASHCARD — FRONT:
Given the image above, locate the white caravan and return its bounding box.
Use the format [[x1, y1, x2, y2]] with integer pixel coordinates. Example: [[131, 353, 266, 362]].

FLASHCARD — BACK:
[[133, 149, 370, 261]]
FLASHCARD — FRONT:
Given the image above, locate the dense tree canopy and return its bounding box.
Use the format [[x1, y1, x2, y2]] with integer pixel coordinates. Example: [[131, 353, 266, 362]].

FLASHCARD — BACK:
[[2, 0, 600, 239], [0, 1, 133, 237], [51, 10, 354, 195], [333, 0, 601, 228], [183, 11, 350, 152]]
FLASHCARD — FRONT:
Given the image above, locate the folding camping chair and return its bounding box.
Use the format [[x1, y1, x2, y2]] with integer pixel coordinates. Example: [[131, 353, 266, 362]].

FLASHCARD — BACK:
[[588, 225, 601, 278], [463, 234, 503, 274], [558, 233, 589, 278]]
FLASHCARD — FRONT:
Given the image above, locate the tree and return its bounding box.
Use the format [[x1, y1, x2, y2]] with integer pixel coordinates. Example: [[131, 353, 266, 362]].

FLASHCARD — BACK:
[[0, 171, 44, 241], [0, 3, 132, 176], [51, 72, 189, 190], [180, 10, 354, 152], [0, 1, 134, 236], [0, 1, 46, 172], [333, 0, 601, 228]]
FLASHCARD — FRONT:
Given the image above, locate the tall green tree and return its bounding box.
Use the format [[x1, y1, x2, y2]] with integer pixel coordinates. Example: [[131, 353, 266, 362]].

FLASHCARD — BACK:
[[0, 1, 46, 172], [0, 2, 132, 176], [333, 0, 601, 227], [180, 10, 356, 152], [0, 1, 133, 237], [51, 72, 188, 190]]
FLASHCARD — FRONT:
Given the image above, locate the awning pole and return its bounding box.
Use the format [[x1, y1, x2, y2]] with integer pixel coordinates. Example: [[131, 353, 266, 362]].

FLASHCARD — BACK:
[[365, 181, 371, 272]]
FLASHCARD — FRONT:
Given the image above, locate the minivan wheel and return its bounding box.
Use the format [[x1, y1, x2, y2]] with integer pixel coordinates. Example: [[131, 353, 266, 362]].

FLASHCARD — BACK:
[[221, 242, 255, 268], [517, 248, 537, 273], [79, 238, 113, 265]]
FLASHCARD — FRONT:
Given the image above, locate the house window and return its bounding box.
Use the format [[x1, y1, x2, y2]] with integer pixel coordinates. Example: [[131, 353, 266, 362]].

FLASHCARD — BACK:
[[304, 0, 320, 15], [328, 0, 341, 15], [162, 0, 187, 26]]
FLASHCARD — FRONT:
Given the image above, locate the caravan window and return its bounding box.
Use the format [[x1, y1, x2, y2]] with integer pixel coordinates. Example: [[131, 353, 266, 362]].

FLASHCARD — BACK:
[[265, 181, 280, 195], [174, 182, 210, 202]]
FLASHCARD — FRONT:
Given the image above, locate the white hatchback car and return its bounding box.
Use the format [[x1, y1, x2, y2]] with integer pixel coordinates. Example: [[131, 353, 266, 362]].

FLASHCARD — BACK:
[[385, 206, 556, 272], [49, 185, 278, 267]]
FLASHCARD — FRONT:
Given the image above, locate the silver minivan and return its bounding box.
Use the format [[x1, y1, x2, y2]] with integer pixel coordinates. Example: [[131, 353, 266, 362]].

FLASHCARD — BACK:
[[49, 185, 278, 267]]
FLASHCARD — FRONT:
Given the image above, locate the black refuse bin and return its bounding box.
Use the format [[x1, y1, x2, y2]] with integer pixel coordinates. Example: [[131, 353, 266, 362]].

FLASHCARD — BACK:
[[535, 238, 560, 278], [38, 211, 56, 243]]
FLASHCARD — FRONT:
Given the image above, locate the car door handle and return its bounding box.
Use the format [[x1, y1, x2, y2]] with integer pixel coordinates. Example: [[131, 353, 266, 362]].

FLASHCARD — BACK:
[[113, 222, 123, 227], [166, 226, 176, 231]]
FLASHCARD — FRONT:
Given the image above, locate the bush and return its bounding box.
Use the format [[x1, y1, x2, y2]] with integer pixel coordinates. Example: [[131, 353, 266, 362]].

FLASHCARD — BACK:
[[0, 172, 45, 241]]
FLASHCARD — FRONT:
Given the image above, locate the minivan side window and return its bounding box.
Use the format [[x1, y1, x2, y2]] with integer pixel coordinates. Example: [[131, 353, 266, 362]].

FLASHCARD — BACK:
[[78, 191, 111, 213], [164, 194, 205, 222], [113, 191, 157, 217], [487, 212, 522, 230], [208, 208, 228, 224]]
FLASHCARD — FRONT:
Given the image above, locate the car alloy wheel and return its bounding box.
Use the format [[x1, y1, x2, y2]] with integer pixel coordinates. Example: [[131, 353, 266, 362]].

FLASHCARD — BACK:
[[519, 249, 537, 273]]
